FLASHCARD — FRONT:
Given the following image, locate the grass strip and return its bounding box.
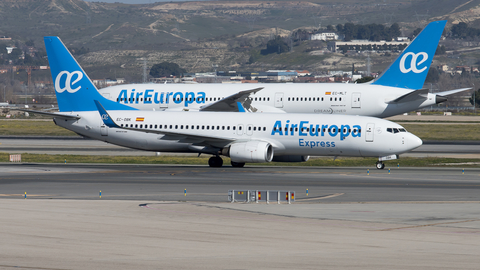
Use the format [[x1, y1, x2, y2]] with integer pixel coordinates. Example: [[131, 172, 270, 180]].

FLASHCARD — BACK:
[[0, 120, 76, 136], [1, 152, 479, 167], [402, 124, 480, 141]]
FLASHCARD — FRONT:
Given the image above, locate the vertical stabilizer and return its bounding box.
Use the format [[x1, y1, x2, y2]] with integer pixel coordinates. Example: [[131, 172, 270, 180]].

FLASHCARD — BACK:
[[371, 20, 447, 89], [44, 36, 136, 112]]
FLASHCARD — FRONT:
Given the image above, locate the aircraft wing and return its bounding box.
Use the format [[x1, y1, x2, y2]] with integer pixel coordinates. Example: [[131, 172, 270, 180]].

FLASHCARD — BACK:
[[199, 87, 263, 112], [387, 89, 430, 104], [12, 109, 81, 120], [94, 100, 236, 146]]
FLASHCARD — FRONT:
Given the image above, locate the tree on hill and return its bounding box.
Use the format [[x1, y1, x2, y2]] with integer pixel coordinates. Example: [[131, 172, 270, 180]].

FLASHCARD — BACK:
[[425, 68, 440, 83], [469, 88, 480, 107], [451, 22, 480, 39], [435, 45, 446, 55], [412, 28, 422, 39], [261, 36, 289, 55], [149, 62, 186, 78], [337, 22, 401, 41]]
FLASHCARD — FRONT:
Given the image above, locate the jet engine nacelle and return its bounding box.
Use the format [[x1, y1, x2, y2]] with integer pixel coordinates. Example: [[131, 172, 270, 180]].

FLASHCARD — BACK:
[[272, 155, 310, 162], [225, 141, 274, 163]]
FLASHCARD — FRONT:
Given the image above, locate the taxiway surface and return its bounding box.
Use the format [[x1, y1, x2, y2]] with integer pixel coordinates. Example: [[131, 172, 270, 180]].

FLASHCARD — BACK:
[[1, 164, 479, 269], [2, 136, 480, 158]]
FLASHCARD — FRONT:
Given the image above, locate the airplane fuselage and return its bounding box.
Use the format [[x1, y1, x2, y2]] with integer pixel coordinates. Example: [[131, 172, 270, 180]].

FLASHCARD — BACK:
[[100, 83, 440, 118], [55, 110, 422, 160]]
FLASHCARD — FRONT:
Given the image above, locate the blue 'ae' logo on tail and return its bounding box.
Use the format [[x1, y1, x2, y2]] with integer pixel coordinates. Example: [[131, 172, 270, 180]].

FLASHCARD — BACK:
[[372, 20, 447, 89], [44, 36, 136, 112]]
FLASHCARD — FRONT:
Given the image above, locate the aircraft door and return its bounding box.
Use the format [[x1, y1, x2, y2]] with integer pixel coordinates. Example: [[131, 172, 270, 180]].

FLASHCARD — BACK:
[[274, 92, 284, 108], [365, 123, 374, 142], [160, 92, 168, 109], [237, 124, 244, 136], [100, 124, 108, 136], [352, 92, 361, 108]]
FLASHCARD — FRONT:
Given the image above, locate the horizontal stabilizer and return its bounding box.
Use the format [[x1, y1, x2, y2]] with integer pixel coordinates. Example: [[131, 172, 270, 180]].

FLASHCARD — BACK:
[[435, 88, 471, 96], [12, 108, 81, 120], [387, 89, 429, 104], [200, 87, 263, 112]]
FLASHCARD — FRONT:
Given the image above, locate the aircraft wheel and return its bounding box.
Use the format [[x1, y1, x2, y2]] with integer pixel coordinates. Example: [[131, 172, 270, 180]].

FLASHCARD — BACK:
[[376, 161, 385, 170], [231, 161, 245, 168], [208, 156, 223, 167]]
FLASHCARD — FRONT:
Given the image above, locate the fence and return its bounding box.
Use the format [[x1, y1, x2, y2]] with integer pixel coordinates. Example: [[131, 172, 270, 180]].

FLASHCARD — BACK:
[[228, 190, 295, 204]]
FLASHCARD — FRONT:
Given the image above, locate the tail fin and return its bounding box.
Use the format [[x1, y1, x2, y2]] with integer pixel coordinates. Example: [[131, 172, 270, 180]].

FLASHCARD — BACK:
[[44, 36, 136, 112], [371, 20, 447, 89]]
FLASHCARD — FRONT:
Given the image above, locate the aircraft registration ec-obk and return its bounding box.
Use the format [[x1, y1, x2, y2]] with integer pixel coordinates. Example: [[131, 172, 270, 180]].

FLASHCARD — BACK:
[[24, 36, 423, 169], [97, 20, 468, 118]]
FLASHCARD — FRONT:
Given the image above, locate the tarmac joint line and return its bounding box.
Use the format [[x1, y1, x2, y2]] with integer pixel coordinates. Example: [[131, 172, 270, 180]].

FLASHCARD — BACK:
[[376, 219, 480, 231]]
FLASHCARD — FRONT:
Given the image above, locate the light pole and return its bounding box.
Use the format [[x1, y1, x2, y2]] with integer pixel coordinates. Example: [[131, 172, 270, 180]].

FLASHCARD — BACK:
[[474, 83, 476, 114], [3, 85, 5, 103]]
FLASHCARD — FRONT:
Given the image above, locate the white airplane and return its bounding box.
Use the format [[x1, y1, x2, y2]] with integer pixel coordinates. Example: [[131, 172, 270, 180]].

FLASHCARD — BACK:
[[25, 36, 422, 169], [97, 20, 468, 118]]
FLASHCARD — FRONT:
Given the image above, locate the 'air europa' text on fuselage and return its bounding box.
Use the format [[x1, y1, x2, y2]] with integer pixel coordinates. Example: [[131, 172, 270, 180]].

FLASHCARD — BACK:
[[271, 120, 362, 141], [117, 90, 206, 107]]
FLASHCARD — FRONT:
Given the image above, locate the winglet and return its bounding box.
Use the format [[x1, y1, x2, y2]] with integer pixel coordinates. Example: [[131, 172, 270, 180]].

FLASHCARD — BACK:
[[236, 102, 246, 112], [94, 100, 118, 128]]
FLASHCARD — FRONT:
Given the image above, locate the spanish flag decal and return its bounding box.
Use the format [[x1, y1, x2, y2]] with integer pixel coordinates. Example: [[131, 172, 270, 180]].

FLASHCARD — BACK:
[[136, 117, 145, 122], [325, 92, 331, 95]]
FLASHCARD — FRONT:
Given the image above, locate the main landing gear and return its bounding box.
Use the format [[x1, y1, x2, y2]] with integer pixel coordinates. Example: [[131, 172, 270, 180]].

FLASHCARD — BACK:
[[208, 156, 223, 167], [231, 161, 245, 168], [208, 156, 246, 168], [376, 161, 385, 170]]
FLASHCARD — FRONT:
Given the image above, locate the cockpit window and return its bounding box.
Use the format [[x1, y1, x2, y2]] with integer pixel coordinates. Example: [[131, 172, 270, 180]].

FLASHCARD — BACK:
[[387, 127, 406, 133]]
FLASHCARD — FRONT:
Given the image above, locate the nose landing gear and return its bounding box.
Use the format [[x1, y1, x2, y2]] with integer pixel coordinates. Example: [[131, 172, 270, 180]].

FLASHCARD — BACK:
[[376, 161, 385, 170]]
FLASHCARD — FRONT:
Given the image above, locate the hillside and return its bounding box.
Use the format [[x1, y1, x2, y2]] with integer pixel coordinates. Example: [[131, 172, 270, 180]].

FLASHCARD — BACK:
[[1, 0, 480, 79]]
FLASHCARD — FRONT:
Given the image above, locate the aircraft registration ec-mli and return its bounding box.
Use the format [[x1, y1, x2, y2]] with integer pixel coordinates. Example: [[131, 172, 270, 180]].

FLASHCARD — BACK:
[[97, 20, 468, 118], [22, 35, 424, 169]]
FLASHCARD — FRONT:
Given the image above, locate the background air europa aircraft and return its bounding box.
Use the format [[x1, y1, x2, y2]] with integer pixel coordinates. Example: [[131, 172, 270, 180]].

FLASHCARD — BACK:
[[28, 36, 423, 168], [98, 20, 468, 118]]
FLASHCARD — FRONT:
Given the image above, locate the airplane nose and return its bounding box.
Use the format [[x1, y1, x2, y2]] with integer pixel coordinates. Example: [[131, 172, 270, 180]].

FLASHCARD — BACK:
[[408, 133, 423, 150]]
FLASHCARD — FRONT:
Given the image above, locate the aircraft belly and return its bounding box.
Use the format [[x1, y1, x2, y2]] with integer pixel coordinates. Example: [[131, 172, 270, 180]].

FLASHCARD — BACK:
[[107, 131, 192, 152]]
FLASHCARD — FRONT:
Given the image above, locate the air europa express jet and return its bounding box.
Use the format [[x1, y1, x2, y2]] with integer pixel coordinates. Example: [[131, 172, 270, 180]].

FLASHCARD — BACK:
[[29, 36, 422, 169], [97, 20, 467, 118]]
